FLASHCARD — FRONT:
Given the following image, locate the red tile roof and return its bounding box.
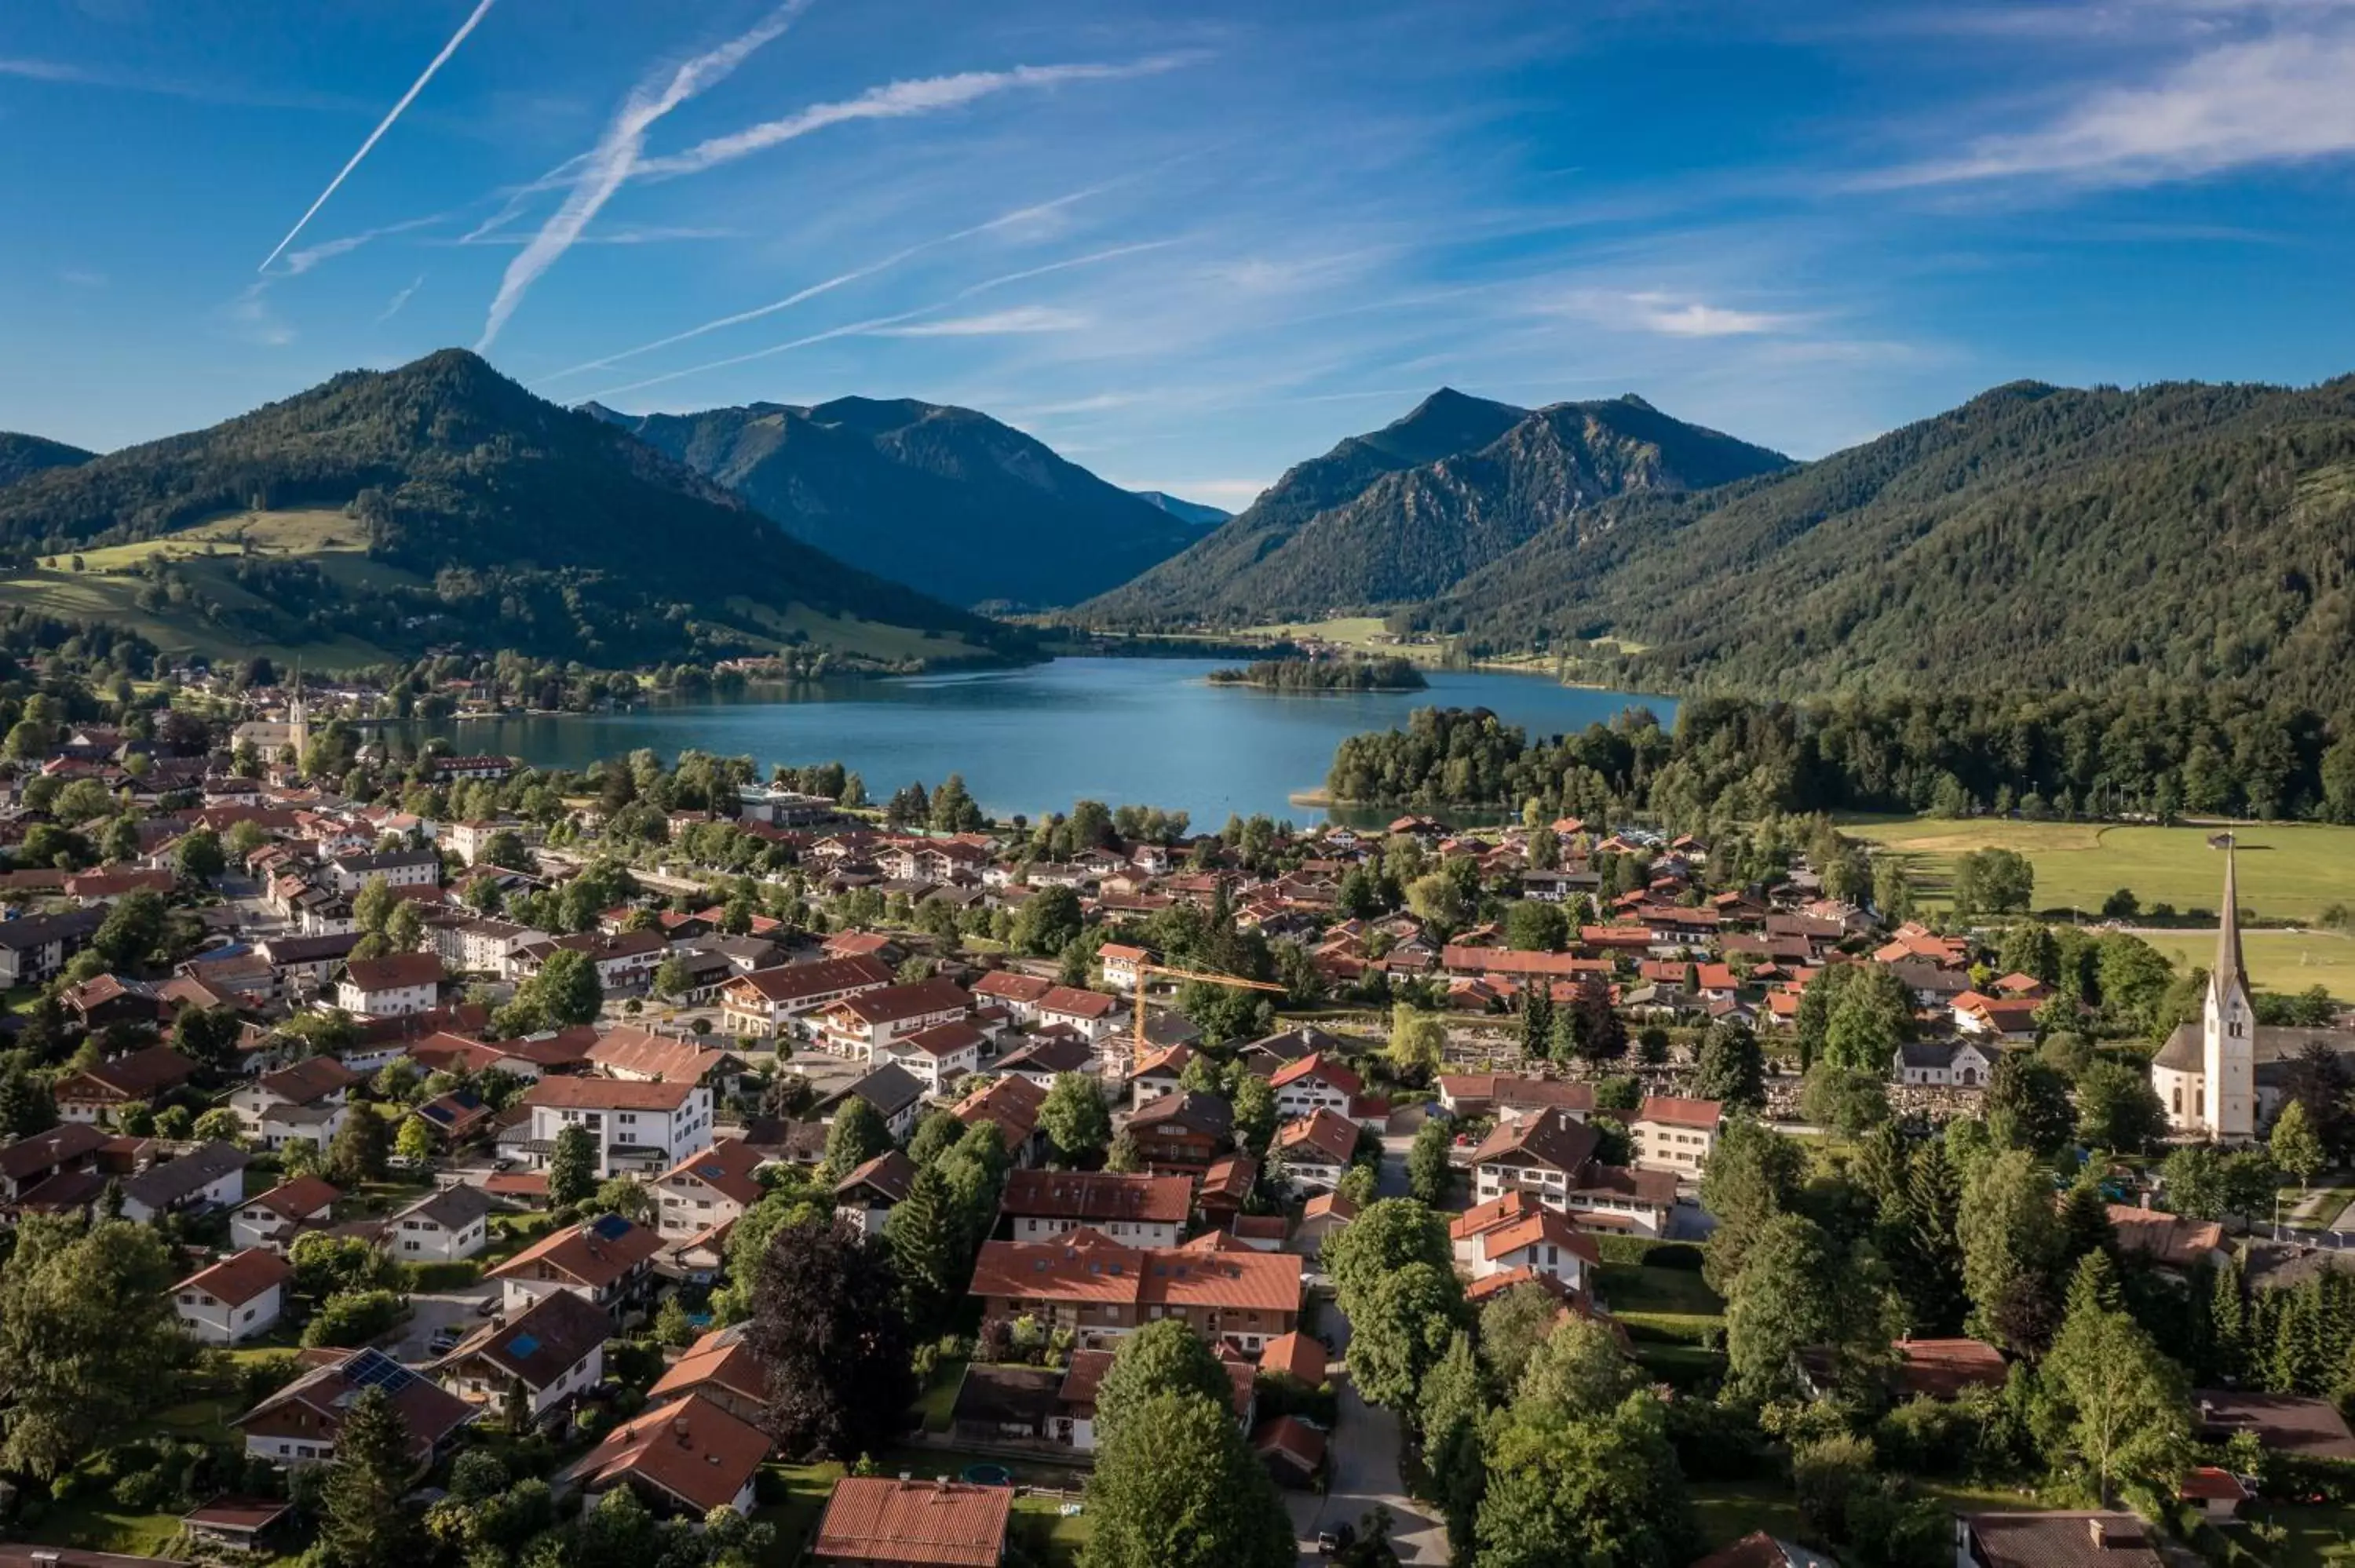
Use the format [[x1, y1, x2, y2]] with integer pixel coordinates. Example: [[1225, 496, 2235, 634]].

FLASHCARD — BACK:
[[999, 1169, 1193, 1226], [177, 1246, 292, 1306], [813, 1477, 1011, 1568], [969, 1229, 1302, 1315], [489, 1216, 663, 1289], [560, 1394, 769, 1515]]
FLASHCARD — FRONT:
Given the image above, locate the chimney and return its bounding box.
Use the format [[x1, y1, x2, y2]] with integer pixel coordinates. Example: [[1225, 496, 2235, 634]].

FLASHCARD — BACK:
[[2087, 1518, 2111, 1550]]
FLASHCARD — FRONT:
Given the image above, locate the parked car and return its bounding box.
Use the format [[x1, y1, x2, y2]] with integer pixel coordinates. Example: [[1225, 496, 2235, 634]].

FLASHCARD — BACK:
[[427, 1326, 464, 1355]]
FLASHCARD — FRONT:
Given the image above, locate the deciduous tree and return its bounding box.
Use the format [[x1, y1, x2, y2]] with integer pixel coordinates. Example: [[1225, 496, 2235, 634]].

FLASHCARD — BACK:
[[748, 1220, 915, 1461]]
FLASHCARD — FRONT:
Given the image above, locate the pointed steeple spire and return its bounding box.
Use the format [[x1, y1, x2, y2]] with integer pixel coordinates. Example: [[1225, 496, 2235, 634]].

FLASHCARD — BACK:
[[2213, 833, 2246, 1005]]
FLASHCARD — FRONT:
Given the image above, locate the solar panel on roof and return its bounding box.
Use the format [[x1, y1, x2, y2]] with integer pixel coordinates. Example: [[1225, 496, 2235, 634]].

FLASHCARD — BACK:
[[341, 1347, 419, 1396], [590, 1214, 633, 1241]]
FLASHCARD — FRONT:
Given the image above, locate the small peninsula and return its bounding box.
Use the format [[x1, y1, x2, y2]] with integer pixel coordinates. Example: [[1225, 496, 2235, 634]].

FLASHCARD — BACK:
[[1206, 655, 1427, 691]]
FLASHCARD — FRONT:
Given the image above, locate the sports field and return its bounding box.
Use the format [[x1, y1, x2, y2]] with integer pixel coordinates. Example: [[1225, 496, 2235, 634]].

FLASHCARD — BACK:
[[1846, 816, 2355, 924]]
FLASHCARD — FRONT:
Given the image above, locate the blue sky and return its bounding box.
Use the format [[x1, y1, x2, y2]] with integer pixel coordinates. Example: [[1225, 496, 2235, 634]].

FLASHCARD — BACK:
[[6, 0, 2355, 508]]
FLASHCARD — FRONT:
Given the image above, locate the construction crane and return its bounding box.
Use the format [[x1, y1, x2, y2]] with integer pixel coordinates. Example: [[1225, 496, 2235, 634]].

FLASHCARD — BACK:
[[1130, 960, 1287, 1067]]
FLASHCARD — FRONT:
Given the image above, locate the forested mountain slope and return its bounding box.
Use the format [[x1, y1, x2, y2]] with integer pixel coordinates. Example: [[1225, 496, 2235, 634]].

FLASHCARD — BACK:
[[584, 396, 1198, 609], [1081, 390, 1788, 623], [0, 432, 96, 489], [1412, 377, 2355, 708], [0, 350, 1010, 666]]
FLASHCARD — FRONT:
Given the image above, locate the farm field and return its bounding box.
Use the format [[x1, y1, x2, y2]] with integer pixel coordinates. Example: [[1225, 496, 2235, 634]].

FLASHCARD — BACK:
[[2145, 928, 2355, 1005], [1846, 816, 2355, 924]]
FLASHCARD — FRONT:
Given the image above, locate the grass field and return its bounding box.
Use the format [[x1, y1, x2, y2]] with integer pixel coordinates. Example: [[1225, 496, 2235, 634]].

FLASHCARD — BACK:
[[2147, 928, 2355, 1004], [1846, 816, 2355, 924]]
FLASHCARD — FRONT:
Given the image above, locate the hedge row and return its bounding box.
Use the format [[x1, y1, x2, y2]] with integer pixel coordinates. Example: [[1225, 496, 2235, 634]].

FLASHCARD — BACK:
[[1592, 1236, 1704, 1270]]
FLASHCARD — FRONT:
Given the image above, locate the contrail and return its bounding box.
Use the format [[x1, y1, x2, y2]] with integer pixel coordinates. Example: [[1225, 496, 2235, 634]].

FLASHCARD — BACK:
[[474, 2, 805, 353], [582, 241, 1170, 402], [259, 0, 498, 272], [534, 185, 1116, 385]]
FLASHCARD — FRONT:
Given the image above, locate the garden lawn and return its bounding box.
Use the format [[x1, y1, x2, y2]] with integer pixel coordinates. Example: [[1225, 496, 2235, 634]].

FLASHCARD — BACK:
[[2245, 1502, 2355, 1566], [913, 1355, 971, 1433], [1597, 1262, 1724, 1318], [1842, 817, 2355, 924]]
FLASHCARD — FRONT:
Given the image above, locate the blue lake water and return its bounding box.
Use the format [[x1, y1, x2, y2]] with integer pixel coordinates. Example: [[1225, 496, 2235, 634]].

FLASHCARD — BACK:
[[411, 657, 1675, 827]]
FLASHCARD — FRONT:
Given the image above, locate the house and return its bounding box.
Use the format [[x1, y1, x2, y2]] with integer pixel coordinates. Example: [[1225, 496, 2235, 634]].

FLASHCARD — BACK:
[[1469, 1110, 1677, 1236], [1196, 1154, 1257, 1224], [1627, 1096, 1722, 1176], [1046, 1337, 1257, 1452], [559, 1394, 769, 1518], [327, 848, 440, 892], [2180, 1467, 2251, 1523], [180, 1497, 297, 1555], [173, 1248, 293, 1344], [586, 1026, 733, 1085], [1690, 1534, 1839, 1568], [1292, 1190, 1357, 1259], [1435, 1074, 1595, 1124], [1035, 985, 1123, 1042], [1890, 1337, 2010, 1401], [387, 1185, 496, 1262], [951, 1074, 1050, 1165], [1126, 1045, 1193, 1110], [1267, 1053, 1364, 1120], [0, 1121, 108, 1201], [517, 1075, 715, 1178], [968, 1227, 1303, 1351], [816, 977, 972, 1060], [487, 1215, 664, 1317], [878, 1019, 988, 1094], [999, 1169, 1192, 1248], [811, 1477, 1010, 1568], [834, 1149, 916, 1237], [2106, 1204, 2229, 1272], [237, 1347, 476, 1466], [53, 1044, 197, 1123], [1124, 1091, 1232, 1174], [817, 1063, 930, 1142], [257, 932, 364, 997], [1254, 1414, 1327, 1488], [434, 1288, 612, 1419], [992, 1032, 1100, 1089], [1272, 1109, 1360, 1194], [1239, 1025, 1346, 1076], [230, 1056, 360, 1148], [2192, 1388, 2355, 1460], [1955, 1514, 2163, 1568], [1953, 990, 2044, 1042], [0, 906, 107, 985], [1893, 1039, 1995, 1088], [718, 955, 895, 1036], [1449, 1192, 1599, 1297], [230, 1176, 342, 1252], [654, 1140, 767, 1243], [413, 1088, 494, 1149], [122, 1141, 250, 1223], [647, 1325, 770, 1425], [515, 930, 666, 994], [335, 953, 443, 1018], [1097, 943, 1148, 992]]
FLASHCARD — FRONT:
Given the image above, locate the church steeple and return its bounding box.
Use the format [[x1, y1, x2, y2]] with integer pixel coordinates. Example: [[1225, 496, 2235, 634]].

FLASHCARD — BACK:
[[2212, 833, 2247, 1008]]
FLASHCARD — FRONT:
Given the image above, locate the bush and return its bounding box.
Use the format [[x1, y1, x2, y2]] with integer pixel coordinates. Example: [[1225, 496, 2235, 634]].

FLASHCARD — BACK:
[[301, 1288, 406, 1348], [1663, 1396, 1777, 1481], [1593, 1237, 1704, 1270], [401, 1260, 483, 1292]]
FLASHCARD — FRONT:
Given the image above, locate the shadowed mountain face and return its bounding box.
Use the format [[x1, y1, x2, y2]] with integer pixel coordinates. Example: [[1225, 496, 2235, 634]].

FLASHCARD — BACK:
[[0, 432, 96, 489], [1080, 388, 1790, 624], [1409, 375, 2355, 706], [584, 396, 1200, 610], [0, 349, 1010, 665]]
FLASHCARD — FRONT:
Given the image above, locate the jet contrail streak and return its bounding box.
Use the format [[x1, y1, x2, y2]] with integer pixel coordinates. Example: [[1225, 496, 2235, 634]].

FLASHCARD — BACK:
[[259, 0, 498, 272]]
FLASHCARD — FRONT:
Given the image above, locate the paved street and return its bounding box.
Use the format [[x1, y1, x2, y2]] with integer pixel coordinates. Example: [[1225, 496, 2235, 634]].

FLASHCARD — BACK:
[[392, 1278, 502, 1362], [1287, 1132, 1451, 1564]]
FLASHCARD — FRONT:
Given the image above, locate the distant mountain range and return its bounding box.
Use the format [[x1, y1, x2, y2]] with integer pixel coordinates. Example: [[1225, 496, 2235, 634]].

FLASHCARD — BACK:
[[1405, 376, 2355, 706], [1129, 490, 1230, 527], [0, 432, 94, 488], [0, 350, 1009, 667], [1079, 388, 1791, 624], [582, 396, 1200, 610]]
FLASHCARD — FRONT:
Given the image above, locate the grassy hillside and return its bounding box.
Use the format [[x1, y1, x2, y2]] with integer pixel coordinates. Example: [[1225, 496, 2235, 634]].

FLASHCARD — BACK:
[[1415, 377, 2355, 708], [0, 351, 1016, 669], [1846, 815, 2355, 922]]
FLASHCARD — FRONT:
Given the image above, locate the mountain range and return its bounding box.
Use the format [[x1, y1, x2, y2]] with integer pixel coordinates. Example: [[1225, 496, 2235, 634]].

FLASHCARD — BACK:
[[0, 432, 94, 489], [1079, 388, 1791, 624], [582, 396, 1202, 610], [0, 350, 1009, 667]]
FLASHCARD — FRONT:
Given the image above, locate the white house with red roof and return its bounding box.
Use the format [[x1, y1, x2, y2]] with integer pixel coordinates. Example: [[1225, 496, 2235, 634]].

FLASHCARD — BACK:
[[334, 953, 443, 1018], [518, 1075, 714, 1178], [816, 976, 972, 1060], [1273, 1109, 1360, 1194], [1097, 943, 1148, 992], [876, 1018, 987, 1094], [174, 1247, 293, 1344], [1268, 1053, 1363, 1121], [654, 1140, 767, 1244], [1449, 1191, 1600, 1297], [1627, 1096, 1724, 1176]]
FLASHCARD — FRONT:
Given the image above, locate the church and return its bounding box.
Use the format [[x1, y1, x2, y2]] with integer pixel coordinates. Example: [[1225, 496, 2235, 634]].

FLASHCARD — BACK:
[[2151, 840, 2350, 1142]]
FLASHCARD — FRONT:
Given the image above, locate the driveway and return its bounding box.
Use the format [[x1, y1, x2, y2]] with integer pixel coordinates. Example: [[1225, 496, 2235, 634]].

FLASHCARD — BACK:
[[1287, 1307, 1451, 1563], [392, 1277, 502, 1363]]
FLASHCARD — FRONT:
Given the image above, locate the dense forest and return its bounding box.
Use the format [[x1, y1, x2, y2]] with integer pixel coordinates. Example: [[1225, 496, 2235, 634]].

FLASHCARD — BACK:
[[1327, 692, 2355, 826], [1206, 656, 1426, 691], [0, 432, 93, 489], [0, 351, 1018, 667], [584, 396, 1199, 610], [1407, 377, 2355, 709], [1083, 389, 1789, 624]]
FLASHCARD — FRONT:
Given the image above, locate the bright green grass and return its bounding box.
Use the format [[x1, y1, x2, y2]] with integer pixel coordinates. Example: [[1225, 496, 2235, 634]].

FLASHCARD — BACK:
[[2147, 928, 2355, 1005], [2247, 1503, 2355, 1566], [913, 1355, 971, 1434], [1846, 816, 2355, 923]]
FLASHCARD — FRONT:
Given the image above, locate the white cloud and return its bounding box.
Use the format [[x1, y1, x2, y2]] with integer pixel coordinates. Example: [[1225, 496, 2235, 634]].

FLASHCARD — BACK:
[[1554, 289, 1800, 337], [866, 305, 1090, 337], [475, 2, 805, 352], [633, 54, 1205, 181], [378, 275, 426, 323], [1863, 29, 2355, 187]]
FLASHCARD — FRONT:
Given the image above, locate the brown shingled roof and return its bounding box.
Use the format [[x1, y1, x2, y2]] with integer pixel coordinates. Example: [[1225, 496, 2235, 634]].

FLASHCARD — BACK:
[[812, 1476, 1010, 1567]]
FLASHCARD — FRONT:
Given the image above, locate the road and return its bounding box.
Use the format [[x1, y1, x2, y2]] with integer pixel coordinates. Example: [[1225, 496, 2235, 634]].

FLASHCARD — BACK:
[[391, 1277, 502, 1363], [1287, 1132, 1451, 1564]]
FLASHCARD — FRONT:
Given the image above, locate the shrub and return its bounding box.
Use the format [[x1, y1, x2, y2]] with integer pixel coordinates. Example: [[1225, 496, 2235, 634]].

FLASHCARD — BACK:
[[1593, 1237, 1704, 1270], [301, 1288, 405, 1348]]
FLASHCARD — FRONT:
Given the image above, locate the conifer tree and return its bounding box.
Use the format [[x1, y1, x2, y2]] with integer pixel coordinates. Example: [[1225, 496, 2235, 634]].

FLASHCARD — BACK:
[[319, 1386, 416, 1568], [884, 1165, 963, 1336]]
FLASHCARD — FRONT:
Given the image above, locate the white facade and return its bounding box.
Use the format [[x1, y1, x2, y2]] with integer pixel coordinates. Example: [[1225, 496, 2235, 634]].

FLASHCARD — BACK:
[[524, 1088, 716, 1178], [335, 977, 437, 1017]]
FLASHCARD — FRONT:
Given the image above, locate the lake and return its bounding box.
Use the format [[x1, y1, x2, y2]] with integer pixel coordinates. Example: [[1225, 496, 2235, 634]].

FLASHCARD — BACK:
[[407, 657, 1674, 827]]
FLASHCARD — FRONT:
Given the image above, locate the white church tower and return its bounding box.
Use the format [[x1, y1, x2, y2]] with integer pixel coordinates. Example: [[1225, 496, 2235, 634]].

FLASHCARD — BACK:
[[2200, 837, 2256, 1141]]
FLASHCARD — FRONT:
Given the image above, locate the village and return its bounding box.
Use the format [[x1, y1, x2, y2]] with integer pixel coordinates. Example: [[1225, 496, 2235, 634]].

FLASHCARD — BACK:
[[0, 674, 2350, 1568]]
